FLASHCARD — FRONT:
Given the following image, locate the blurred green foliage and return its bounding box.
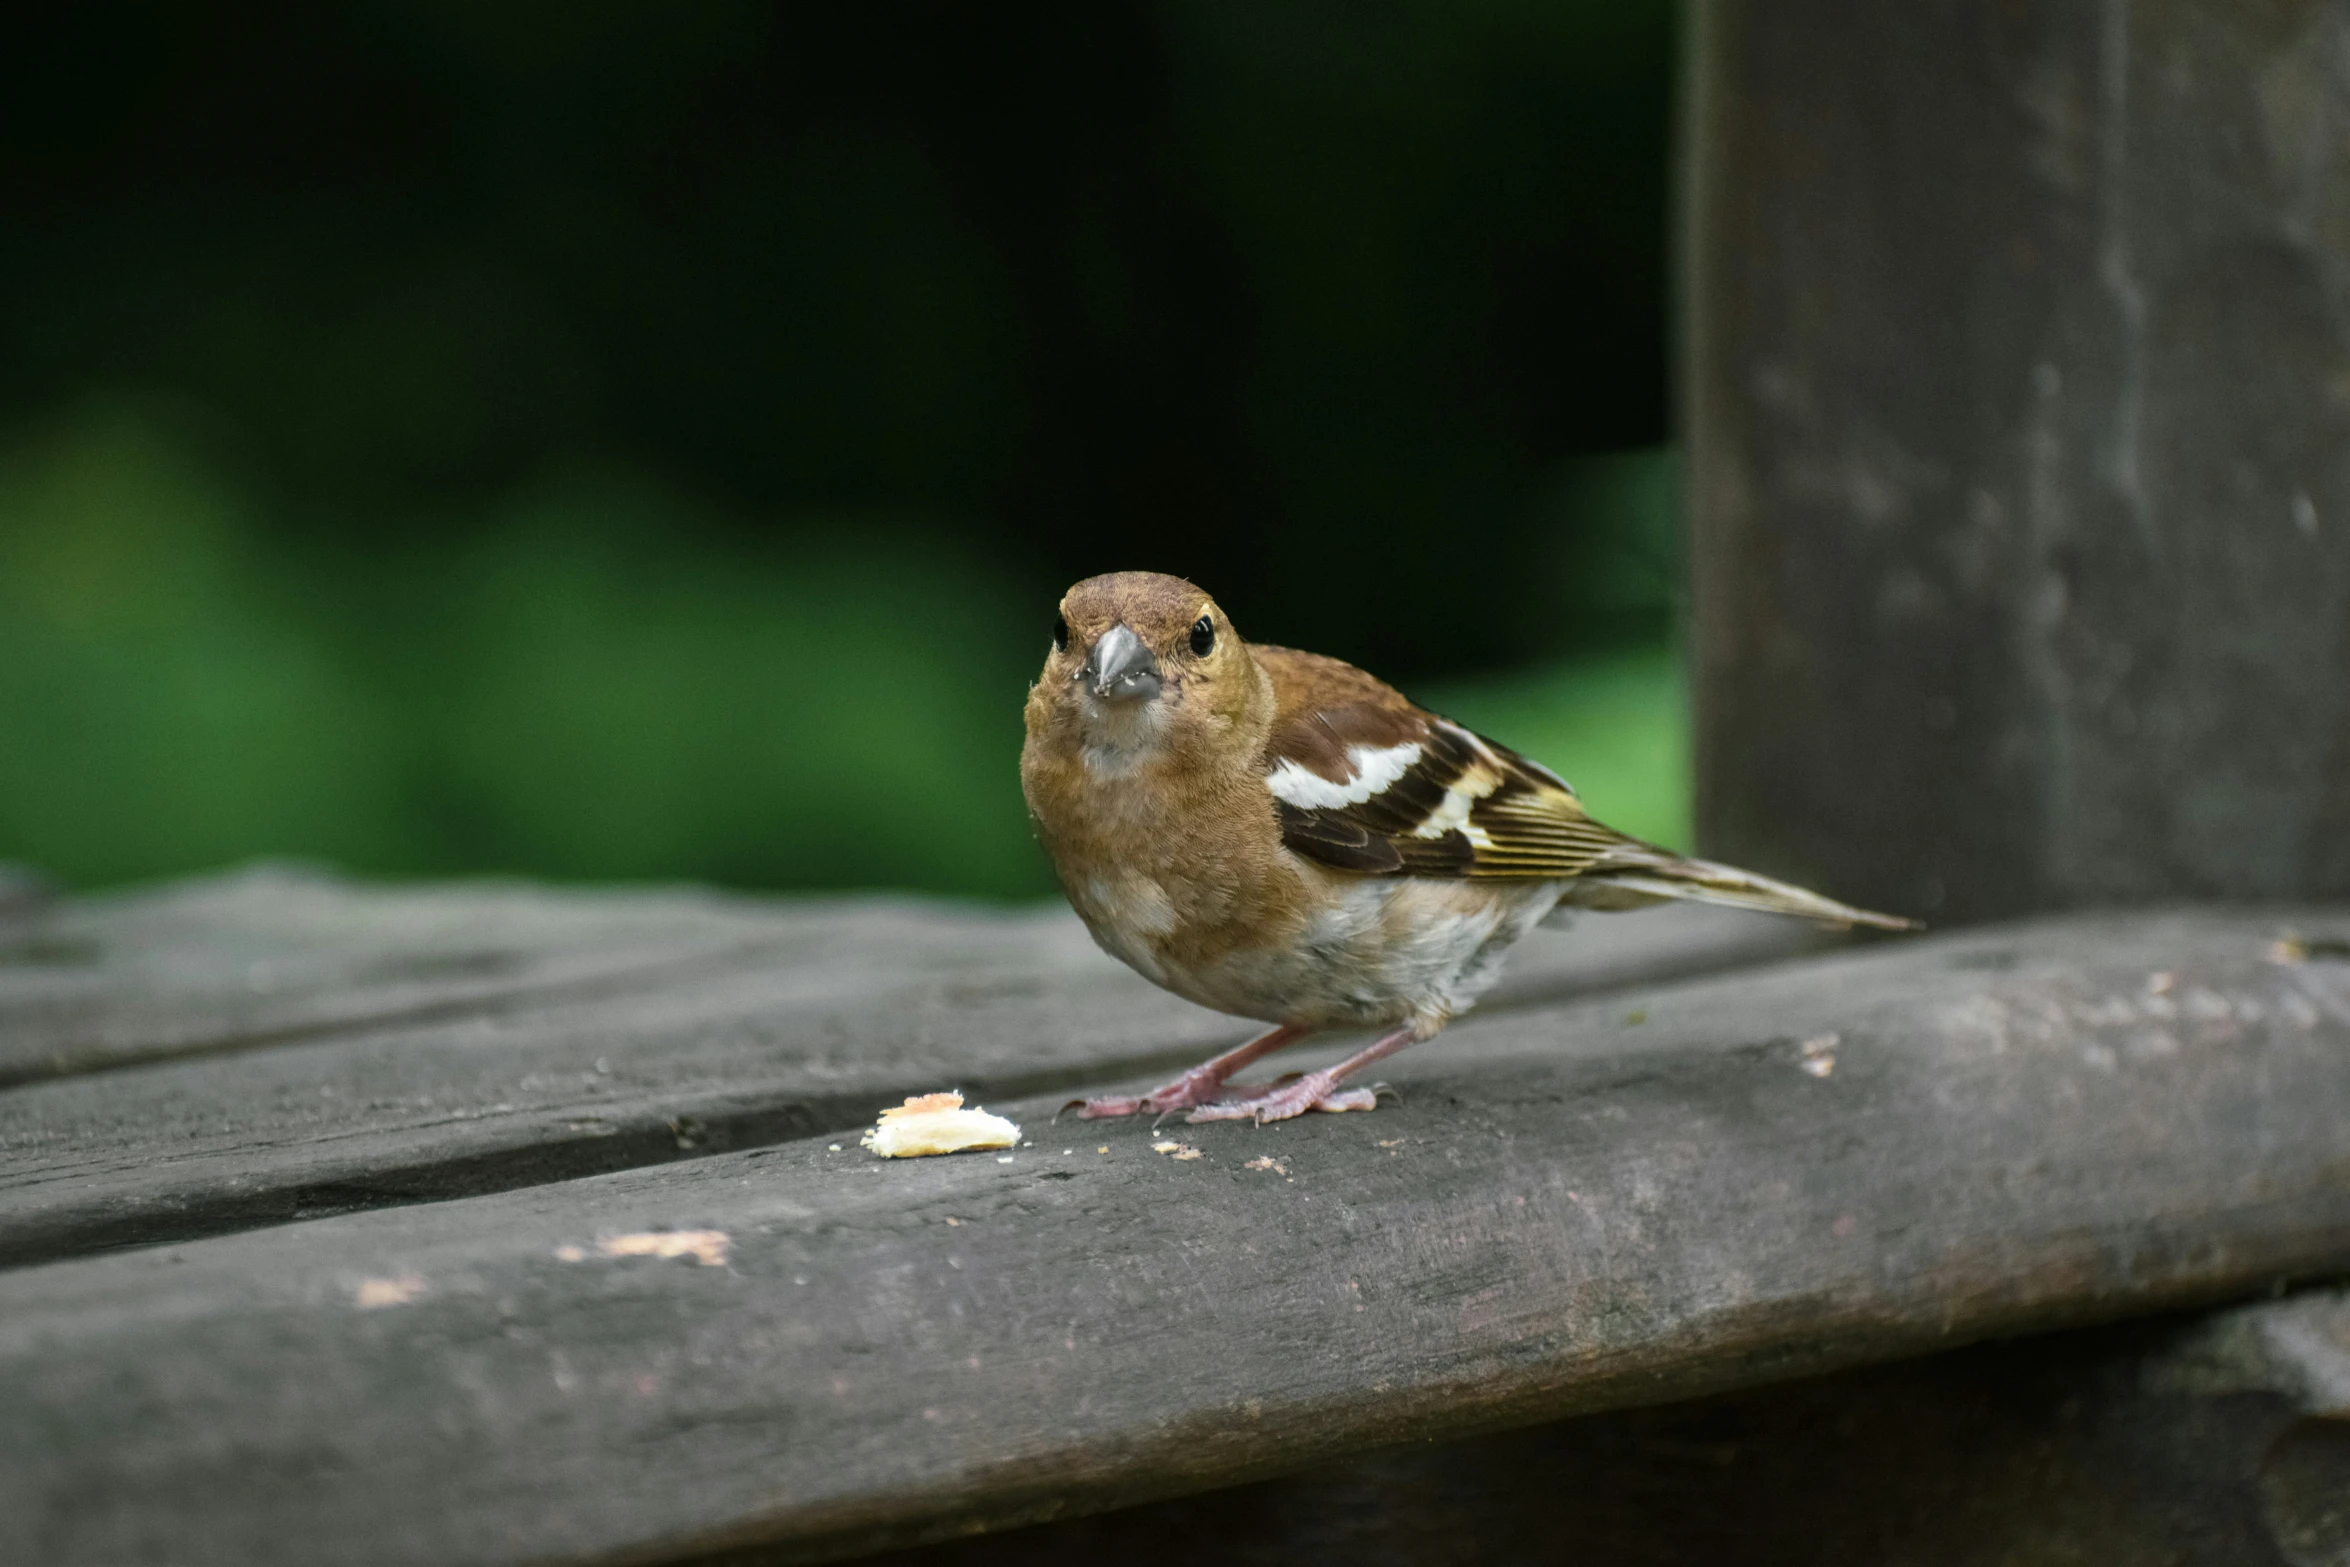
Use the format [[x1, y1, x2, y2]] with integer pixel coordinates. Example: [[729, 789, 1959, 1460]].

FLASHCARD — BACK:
[[0, 411, 1049, 895], [0, 2, 1686, 898], [0, 411, 1684, 895]]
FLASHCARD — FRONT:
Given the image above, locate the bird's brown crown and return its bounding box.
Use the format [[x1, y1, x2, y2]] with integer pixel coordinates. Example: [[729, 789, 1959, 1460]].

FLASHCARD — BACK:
[[1057, 571, 1224, 653]]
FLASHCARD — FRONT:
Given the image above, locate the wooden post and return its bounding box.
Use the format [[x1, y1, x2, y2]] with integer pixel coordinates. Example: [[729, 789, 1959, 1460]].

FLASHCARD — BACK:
[[1687, 0, 2350, 924]]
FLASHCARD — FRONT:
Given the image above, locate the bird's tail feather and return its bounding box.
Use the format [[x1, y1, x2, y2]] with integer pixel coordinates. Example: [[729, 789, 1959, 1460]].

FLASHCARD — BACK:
[[1553, 842, 1920, 931]]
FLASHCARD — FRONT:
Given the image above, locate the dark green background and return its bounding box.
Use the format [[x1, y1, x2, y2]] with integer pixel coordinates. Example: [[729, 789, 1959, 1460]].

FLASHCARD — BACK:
[[0, 1, 1684, 898]]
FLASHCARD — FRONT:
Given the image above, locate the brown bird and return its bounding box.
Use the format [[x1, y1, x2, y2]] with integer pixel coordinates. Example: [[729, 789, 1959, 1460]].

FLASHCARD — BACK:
[[1021, 571, 1914, 1124]]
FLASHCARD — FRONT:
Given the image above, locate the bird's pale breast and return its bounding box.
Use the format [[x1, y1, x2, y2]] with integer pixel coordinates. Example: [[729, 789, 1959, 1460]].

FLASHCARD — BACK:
[[1073, 850, 1565, 1032]]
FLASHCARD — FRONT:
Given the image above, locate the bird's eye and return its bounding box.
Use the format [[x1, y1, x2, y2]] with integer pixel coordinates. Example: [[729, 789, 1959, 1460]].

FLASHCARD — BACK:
[[1189, 615, 1215, 656], [1052, 614, 1069, 653]]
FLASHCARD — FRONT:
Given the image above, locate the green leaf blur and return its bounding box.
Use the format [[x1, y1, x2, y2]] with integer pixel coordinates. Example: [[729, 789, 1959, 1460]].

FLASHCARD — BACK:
[[0, 411, 1052, 896], [0, 411, 1684, 895]]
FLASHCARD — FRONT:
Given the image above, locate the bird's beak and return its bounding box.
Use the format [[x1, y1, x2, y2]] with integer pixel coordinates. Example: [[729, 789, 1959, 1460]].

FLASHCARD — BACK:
[[1081, 624, 1162, 702]]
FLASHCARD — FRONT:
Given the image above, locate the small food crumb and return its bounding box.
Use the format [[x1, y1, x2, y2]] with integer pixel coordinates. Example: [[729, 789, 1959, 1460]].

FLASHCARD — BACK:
[[1097, 1145, 1109, 1154], [828, 1143, 842, 1152], [1376, 1139, 1402, 1148], [1244, 1155, 1288, 1174], [353, 1273, 426, 1309], [557, 1231, 731, 1267], [861, 1091, 1021, 1158], [1798, 1033, 1839, 1078], [1062, 1148, 1074, 1156], [996, 1155, 1015, 1164], [1151, 1140, 1203, 1161], [944, 1217, 960, 1227]]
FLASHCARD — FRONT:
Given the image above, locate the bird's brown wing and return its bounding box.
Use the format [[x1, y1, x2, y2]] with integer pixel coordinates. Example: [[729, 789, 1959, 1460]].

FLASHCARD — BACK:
[[1253, 645, 1622, 880], [1251, 645, 1919, 929]]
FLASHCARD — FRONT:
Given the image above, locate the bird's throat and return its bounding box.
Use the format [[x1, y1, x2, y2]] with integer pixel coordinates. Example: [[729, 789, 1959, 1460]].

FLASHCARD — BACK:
[[1077, 695, 1170, 777]]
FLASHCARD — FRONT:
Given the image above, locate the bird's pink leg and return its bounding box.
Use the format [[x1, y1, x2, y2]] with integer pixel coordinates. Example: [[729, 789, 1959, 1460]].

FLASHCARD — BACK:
[[1071, 1023, 1314, 1119], [1186, 1023, 1428, 1124]]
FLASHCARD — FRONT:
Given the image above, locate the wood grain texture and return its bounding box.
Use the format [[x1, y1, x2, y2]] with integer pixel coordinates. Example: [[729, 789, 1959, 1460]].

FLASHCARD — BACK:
[[0, 867, 1048, 1085], [1686, 0, 2350, 923], [0, 870, 1829, 1267], [4, 908, 2347, 1566], [878, 1286, 2350, 1567]]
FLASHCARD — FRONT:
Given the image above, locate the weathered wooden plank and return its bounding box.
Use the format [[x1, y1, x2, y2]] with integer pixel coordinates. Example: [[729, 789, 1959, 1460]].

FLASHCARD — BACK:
[[4, 909, 2346, 1566], [0, 867, 1043, 1085], [881, 1286, 2350, 1567], [0, 873, 1828, 1267], [1686, 0, 2350, 922]]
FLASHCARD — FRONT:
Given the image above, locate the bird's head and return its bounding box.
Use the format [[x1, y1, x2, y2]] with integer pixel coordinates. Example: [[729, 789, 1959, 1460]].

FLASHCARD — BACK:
[[1025, 571, 1269, 776]]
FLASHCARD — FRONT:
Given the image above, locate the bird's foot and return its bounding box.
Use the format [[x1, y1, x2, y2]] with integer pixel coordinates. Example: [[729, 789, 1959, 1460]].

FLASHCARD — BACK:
[[1067, 1062, 1241, 1120], [1185, 1070, 1381, 1124], [1060, 1023, 1317, 1121]]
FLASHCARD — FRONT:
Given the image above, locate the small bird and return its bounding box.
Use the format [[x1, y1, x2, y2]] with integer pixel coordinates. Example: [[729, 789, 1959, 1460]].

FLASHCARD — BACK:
[[1021, 571, 1914, 1125]]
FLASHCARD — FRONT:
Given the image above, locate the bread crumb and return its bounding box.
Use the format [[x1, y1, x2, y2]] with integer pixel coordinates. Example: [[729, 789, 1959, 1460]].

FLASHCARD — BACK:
[[1151, 1140, 1203, 1161], [353, 1273, 427, 1309], [1244, 1155, 1288, 1175], [861, 1091, 1021, 1158], [1798, 1034, 1839, 1077], [558, 1231, 730, 1267]]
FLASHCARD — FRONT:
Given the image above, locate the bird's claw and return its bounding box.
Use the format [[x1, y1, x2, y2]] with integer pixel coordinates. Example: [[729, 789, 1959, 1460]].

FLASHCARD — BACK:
[[1185, 1071, 1378, 1123], [1068, 1064, 1236, 1120]]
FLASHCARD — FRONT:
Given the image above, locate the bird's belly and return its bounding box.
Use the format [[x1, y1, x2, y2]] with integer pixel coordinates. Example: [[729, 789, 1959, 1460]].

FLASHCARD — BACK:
[[1168, 873, 1567, 1031], [1065, 869, 1184, 987]]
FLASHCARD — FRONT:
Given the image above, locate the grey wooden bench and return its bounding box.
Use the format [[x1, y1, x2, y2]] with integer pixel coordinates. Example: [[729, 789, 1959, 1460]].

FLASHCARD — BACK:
[[6, 869, 2349, 1564]]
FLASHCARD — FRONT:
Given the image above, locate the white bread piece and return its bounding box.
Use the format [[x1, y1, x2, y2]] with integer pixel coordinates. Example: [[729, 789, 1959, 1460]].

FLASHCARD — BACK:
[[860, 1091, 1021, 1158]]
